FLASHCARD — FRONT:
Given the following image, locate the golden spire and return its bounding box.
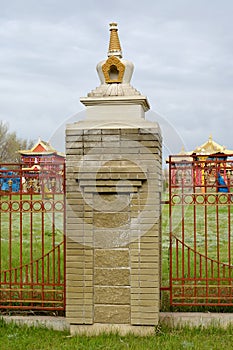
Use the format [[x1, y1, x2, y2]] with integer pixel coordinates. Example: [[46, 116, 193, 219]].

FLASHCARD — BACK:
[[180, 145, 185, 154], [108, 22, 122, 58]]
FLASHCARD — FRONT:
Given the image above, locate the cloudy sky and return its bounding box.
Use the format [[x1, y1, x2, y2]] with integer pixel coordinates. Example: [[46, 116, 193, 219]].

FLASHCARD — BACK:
[[1, 0, 233, 155]]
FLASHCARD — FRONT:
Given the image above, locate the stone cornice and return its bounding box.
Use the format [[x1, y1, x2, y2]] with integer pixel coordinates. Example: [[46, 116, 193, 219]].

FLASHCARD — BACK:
[[80, 96, 150, 112]]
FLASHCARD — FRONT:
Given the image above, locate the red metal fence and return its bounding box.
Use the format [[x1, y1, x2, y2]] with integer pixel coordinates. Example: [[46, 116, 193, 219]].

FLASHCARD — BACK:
[[2, 155, 233, 311], [0, 163, 65, 311], [167, 154, 233, 306]]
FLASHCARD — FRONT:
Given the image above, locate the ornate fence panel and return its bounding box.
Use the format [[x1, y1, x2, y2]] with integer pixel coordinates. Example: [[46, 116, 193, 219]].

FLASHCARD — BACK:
[[168, 154, 233, 306], [0, 163, 65, 311]]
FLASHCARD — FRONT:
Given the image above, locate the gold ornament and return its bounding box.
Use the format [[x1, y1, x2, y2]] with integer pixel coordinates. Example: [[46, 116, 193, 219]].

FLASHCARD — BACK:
[[102, 56, 125, 83]]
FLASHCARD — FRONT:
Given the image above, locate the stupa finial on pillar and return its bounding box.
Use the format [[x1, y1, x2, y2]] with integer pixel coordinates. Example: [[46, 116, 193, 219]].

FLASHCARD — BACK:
[[108, 22, 122, 58], [80, 22, 150, 120]]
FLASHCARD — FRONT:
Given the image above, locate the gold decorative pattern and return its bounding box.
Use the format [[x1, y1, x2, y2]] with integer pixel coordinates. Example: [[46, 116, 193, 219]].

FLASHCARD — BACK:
[[108, 22, 122, 57], [102, 56, 125, 83]]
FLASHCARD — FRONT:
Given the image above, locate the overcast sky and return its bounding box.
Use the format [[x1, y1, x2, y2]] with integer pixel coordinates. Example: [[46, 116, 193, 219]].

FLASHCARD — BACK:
[[1, 0, 233, 155]]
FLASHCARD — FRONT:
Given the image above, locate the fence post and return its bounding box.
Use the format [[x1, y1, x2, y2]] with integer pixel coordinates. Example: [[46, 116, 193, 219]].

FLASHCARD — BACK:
[[65, 125, 162, 335], [65, 23, 162, 336]]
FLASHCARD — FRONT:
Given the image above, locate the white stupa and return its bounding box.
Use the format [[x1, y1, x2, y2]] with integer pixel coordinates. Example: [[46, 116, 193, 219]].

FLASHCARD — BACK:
[[80, 23, 150, 122]]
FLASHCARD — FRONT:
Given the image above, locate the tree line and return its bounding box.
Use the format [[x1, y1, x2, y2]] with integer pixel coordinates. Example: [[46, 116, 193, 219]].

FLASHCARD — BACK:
[[0, 121, 33, 163]]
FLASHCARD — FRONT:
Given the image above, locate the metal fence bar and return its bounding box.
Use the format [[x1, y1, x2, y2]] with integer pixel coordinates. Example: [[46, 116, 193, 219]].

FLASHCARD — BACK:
[[0, 162, 65, 311], [167, 154, 233, 306]]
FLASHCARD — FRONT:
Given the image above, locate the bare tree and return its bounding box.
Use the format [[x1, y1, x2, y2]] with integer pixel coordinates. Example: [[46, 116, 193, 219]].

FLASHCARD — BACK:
[[0, 121, 33, 163]]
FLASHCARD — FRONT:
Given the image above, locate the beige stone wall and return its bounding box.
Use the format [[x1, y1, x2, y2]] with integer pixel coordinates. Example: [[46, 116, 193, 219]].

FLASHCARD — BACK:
[[65, 126, 162, 329]]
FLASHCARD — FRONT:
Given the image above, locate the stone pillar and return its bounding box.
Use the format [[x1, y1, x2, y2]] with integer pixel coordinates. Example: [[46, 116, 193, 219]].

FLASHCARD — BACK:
[[65, 122, 162, 335]]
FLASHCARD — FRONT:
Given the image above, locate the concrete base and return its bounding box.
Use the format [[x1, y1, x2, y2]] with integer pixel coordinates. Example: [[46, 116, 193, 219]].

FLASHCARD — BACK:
[[1, 313, 233, 333], [70, 323, 155, 336], [160, 312, 233, 328], [1, 315, 69, 331]]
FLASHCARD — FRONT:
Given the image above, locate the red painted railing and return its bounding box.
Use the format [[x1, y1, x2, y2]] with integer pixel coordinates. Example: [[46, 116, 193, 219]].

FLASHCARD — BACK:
[[167, 154, 233, 306], [0, 163, 66, 311]]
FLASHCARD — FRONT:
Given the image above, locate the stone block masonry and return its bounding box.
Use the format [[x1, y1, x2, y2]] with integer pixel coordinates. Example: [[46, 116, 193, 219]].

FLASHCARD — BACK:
[[65, 125, 162, 335]]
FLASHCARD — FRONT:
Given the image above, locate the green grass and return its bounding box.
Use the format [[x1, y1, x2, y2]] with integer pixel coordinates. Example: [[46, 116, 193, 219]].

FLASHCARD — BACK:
[[0, 319, 233, 350]]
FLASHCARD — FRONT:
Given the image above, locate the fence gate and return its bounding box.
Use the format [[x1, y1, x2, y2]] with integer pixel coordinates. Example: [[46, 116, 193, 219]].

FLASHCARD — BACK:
[[0, 163, 65, 311], [168, 154, 233, 306]]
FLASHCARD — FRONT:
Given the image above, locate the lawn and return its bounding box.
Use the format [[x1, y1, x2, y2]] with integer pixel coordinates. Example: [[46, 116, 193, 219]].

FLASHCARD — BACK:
[[0, 319, 232, 350]]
